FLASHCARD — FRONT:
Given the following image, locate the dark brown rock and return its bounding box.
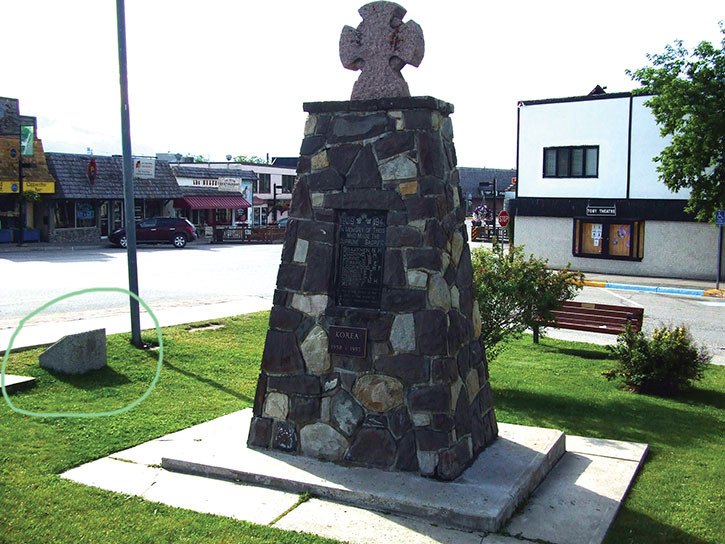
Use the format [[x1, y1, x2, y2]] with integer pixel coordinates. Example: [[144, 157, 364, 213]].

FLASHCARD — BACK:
[[383, 249, 405, 287], [415, 310, 448, 355], [297, 220, 335, 244], [261, 331, 305, 375], [346, 145, 382, 189], [289, 178, 312, 219], [375, 354, 429, 384], [408, 384, 450, 413], [386, 226, 422, 248], [290, 395, 321, 423], [431, 357, 458, 384], [437, 439, 472, 481], [248, 416, 273, 448], [268, 374, 321, 396], [330, 113, 389, 143], [406, 248, 441, 271], [269, 307, 303, 331], [303, 243, 333, 292], [273, 420, 298, 452], [395, 431, 419, 471], [415, 428, 449, 451], [328, 144, 361, 175], [346, 428, 396, 468], [324, 190, 405, 211], [300, 135, 325, 155], [276, 263, 305, 291], [307, 169, 344, 191], [381, 289, 427, 312], [405, 196, 438, 221], [374, 131, 415, 161]]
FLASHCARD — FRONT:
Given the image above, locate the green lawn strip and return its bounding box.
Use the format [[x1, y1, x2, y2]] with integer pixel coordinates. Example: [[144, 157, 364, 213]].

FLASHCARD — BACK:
[[1, 314, 723, 544], [1, 312, 337, 544], [493, 337, 725, 544]]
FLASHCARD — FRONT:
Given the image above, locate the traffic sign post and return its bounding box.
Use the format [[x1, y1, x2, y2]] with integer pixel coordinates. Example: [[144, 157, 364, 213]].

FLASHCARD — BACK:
[[498, 210, 510, 228], [716, 210, 724, 290]]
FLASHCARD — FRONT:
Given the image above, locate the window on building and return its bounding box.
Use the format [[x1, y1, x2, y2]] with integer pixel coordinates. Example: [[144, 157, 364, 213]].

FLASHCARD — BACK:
[[258, 173, 271, 193], [55, 200, 96, 228], [573, 219, 644, 260], [544, 146, 599, 178], [281, 175, 296, 193]]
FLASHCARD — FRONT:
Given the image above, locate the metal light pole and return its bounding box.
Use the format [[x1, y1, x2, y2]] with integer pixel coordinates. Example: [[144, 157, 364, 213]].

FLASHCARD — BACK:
[[272, 184, 282, 224], [116, 0, 142, 347]]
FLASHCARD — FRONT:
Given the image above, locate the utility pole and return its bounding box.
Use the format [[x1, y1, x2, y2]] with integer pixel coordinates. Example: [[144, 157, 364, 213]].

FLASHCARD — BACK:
[[116, 0, 142, 347]]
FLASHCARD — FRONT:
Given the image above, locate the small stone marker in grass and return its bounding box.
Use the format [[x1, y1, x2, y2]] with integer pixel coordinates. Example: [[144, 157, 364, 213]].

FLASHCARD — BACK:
[[39, 329, 107, 375]]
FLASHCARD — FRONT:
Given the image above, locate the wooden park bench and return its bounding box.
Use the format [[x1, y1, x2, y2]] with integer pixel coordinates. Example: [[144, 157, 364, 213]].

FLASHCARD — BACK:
[[549, 301, 644, 335]]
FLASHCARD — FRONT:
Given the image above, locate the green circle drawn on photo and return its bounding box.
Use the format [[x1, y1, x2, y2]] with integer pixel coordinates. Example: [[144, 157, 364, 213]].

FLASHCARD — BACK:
[[1, 287, 163, 418]]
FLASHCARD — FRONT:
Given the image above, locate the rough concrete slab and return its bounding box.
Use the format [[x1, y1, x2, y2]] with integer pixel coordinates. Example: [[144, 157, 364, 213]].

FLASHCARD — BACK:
[[62, 450, 300, 526], [141, 469, 300, 525], [1, 374, 36, 393], [161, 409, 565, 533], [566, 434, 649, 462], [62, 457, 162, 496], [275, 497, 499, 544], [504, 442, 648, 544]]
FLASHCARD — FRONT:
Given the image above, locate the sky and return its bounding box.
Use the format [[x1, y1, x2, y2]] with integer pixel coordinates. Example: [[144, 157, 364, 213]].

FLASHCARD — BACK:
[[2, 1, 722, 169]]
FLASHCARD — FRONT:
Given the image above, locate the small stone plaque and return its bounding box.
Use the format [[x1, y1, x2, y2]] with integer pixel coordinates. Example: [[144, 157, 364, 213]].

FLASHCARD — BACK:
[[328, 326, 367, 358], [335, 210, 387, 308]]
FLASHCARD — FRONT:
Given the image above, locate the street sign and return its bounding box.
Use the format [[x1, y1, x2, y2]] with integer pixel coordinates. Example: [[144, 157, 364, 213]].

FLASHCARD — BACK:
[[498, 210, 510, 227], [716, 210, 725, 226]]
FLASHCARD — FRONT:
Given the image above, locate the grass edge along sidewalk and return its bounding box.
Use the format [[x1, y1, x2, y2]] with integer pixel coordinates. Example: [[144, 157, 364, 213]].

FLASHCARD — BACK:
[[1, 312, 724, 544]]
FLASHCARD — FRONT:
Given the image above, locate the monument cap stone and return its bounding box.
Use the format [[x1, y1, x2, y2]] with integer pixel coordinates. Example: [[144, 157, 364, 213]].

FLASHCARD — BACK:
[[340, 1, 424, 100]]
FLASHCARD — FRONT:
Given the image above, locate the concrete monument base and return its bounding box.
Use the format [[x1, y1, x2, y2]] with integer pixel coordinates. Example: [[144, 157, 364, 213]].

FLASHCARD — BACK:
[[63, 408, 648, 544]]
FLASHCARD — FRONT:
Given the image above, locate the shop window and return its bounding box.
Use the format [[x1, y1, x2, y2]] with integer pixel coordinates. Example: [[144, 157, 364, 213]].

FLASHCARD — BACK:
[[544, 146, 599, 178], [258, 173, 271, 194], [573, 219, 644, 260], [55, 200, 96, 228], [281, 175, 296, 193]]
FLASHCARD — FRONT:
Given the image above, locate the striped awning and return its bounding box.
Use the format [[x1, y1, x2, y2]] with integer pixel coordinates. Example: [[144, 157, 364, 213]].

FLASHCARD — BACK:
[[175, 195, 251, 209]]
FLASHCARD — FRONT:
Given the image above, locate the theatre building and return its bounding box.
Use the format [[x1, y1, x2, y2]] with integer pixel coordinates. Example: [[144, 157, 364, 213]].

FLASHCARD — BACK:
[[514, 88, 723, 281]]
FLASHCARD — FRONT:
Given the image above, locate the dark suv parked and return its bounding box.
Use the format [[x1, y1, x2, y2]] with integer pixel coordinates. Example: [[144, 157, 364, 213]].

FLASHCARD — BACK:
[[109, 217, 197, 249]]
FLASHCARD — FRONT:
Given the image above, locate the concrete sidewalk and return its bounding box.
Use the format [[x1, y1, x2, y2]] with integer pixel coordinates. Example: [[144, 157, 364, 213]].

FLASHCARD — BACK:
[[62, 409, 648, 544]]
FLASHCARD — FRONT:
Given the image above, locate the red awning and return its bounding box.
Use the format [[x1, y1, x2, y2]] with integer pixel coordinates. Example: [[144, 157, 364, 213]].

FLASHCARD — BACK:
[[175, 195, 251, 209], [252, 196, 266, 206]]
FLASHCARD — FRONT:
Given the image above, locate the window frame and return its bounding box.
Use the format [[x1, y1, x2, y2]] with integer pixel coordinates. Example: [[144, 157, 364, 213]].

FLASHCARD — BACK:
[[572, 218, 644, 261], [281, 175, 296, 193], [257, 173, 271, 194], [543, 146, 599, 178]]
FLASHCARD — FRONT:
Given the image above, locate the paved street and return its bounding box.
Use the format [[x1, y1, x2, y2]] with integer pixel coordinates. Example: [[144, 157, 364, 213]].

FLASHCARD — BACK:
[[1, 241, 723, 363]]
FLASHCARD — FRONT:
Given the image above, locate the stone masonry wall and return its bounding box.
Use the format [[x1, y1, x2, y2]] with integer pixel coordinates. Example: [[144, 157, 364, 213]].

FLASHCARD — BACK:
[[247, 96, 497, 481]]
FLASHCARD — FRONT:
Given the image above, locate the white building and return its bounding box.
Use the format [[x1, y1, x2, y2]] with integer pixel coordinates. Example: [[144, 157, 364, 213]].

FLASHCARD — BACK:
[[514, 89, 722, 281]]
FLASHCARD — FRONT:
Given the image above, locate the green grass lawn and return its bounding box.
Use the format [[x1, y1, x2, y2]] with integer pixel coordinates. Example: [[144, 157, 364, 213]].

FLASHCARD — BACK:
[[1, 313, 723, 543]]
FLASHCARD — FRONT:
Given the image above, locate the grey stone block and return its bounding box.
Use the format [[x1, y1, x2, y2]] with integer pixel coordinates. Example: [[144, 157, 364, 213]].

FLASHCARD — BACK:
[[39, 329, 107, 375]]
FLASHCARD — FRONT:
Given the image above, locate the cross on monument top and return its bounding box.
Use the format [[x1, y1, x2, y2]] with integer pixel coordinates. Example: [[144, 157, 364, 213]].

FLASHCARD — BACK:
[[340, 1, 425, 101]]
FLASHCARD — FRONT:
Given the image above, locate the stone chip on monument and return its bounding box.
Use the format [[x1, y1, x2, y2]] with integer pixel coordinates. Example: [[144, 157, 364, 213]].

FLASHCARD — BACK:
[[247, 0, 497, 481]]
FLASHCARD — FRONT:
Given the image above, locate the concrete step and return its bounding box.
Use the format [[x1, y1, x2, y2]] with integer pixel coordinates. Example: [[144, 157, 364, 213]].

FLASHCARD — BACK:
[[62, 409, 648, 544], [160, 410, 565, 533]]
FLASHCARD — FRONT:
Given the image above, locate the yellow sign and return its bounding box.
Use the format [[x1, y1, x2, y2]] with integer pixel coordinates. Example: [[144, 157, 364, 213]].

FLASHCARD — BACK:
[[24, 181, 55, 194], [0, 181, 20, 194]]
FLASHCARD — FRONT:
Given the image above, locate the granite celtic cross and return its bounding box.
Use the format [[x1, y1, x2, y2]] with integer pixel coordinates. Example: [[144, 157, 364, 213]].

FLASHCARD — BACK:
[[340, 1, 424, 100]]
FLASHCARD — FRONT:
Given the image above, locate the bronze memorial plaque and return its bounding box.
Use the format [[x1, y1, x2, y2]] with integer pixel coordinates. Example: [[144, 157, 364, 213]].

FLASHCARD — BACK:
[[328, 325, 368, 357], [335, 210, 387, 309]]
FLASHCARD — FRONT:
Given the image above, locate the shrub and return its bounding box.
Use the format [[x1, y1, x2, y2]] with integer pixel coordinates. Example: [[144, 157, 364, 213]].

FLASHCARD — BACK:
[[605, 324, 710, 395], [471, 241, 583, 361]]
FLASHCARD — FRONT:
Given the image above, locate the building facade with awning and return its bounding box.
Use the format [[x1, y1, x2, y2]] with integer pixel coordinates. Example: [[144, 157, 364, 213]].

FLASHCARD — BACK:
[[172, 166, 256, 229]]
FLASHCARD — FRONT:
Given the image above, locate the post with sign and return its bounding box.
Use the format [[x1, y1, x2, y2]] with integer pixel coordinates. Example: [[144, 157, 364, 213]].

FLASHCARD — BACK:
[[498, 210, 510, 242], [17, 124, 35, 245], [716, 210, 725, 290]]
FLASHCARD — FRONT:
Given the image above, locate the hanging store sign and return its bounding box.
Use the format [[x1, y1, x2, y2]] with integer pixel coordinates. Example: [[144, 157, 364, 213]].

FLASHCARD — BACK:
[[133, 157, 156, 179], [20, 124, 34, 157], [0, 181, 20, 193], [218, 178, 242, 192], [586, 204, 616, 217], [24, 181, 55, 194], [87, 158, 97, 184]]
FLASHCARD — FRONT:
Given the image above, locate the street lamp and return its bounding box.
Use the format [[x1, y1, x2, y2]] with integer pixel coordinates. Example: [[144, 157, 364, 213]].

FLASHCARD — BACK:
[[272, 184, 283, 224]]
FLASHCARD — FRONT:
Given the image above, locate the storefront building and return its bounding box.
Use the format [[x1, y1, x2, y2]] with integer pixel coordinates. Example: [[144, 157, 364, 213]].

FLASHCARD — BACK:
[[0, 97, 56, 242], [45, 153, 182, 243], [171, 166, 254, 234], [515, 88, 722, 280]]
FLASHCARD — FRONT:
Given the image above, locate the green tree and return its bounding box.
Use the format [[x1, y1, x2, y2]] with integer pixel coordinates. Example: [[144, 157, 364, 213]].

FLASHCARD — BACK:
[[627, 23, 725, 221], [471, 241, 583, 361], [234, 155, 267, 164]]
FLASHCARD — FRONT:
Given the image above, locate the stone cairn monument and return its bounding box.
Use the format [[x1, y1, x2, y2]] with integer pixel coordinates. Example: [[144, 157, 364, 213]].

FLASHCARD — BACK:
[[247, 1, 497, 481]]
